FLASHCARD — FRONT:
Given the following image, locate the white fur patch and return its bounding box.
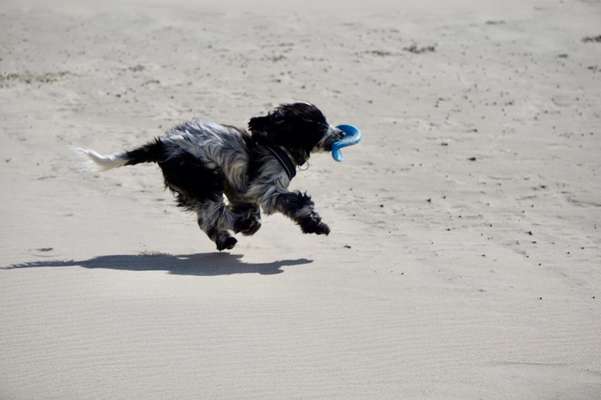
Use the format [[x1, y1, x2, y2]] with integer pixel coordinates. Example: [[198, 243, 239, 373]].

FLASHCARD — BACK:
[[75, 147, 128, 171]]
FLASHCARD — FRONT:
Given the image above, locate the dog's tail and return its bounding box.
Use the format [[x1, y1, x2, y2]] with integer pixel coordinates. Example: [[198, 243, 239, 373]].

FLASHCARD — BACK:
[[77, 139, 163, 171]]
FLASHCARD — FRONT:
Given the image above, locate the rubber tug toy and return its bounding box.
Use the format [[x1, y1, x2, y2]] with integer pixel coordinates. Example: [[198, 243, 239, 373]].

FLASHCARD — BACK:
[[331, 124, 362, 161]]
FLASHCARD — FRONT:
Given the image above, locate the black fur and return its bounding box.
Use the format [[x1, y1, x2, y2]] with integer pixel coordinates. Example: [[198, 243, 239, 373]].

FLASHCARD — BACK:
[[248, 102, 330, 165], [230, 203, 262, 236], [158, 149, 225, 207], [275, 191, 330, 235], [124, 138, 164, 166]]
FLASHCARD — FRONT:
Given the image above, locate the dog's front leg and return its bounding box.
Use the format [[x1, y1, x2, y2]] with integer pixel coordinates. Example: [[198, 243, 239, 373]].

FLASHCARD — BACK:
[[265, 191, 330, 235], [229, 203, 262, 236]]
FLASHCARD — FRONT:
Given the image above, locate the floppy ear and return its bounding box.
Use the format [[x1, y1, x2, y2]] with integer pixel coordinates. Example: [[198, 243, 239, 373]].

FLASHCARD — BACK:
[[248, 116, 267, 132], [248, 115, 277, 144]]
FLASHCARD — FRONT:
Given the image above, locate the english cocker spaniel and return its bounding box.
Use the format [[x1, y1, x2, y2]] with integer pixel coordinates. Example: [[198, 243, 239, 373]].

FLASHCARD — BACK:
[[80, 102, 344, 250]]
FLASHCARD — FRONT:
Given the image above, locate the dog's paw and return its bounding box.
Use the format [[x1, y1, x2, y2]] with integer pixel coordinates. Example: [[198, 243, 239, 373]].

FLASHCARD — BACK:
[[216, 236, 237, 251], [312, 221, 330, 235], [234, 217, 262, 236], [240, 220, 262, 236], [299, 216, 330, 235], [232, 204, 262, 236]]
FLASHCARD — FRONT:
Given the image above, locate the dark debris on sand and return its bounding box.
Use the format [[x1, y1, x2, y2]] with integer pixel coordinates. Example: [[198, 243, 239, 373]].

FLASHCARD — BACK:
[[403, 44, 436, 54], [582, 35, 601, 43], [0, 71, 71, 86]]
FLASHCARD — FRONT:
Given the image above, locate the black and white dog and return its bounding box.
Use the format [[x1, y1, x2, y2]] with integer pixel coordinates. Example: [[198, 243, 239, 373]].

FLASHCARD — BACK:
[[80, 102, 344, 250]]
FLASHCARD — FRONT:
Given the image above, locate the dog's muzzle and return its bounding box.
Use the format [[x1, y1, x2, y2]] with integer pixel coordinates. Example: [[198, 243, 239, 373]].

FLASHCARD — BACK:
[[316, 125, 345, 151]]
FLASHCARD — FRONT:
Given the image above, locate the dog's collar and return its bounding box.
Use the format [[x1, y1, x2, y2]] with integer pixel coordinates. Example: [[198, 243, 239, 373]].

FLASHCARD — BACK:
[[264, 145, 297, 180]]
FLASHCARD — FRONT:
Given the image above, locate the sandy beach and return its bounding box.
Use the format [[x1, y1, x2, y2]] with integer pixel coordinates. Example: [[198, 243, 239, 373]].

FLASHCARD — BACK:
[[1, 0, 600, 398]]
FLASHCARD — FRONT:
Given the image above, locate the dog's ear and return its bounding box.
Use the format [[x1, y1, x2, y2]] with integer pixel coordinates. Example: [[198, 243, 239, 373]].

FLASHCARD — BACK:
[[249, 116, 268, 133], [248, 115, 278, 144]]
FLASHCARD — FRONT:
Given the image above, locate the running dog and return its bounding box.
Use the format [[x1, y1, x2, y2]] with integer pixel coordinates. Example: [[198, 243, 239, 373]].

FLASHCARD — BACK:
[[79, 102, 344, 250]]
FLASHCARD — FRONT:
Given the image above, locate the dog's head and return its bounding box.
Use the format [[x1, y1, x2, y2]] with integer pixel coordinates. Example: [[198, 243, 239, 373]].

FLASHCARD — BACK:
[[248, 102, 344, 163]]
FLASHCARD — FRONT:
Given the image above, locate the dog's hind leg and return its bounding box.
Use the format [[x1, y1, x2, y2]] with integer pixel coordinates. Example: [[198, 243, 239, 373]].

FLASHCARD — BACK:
[[158, 150, 240, 250], [195, 200, 238, 251]]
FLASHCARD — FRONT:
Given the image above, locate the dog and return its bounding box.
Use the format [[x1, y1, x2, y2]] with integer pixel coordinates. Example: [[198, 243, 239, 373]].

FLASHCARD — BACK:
[[80, 102, 345, 251]]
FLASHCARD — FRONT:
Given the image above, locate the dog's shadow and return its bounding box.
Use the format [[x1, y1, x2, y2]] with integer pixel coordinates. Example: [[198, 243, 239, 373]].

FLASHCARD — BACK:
[[4, 252, 313, 276]]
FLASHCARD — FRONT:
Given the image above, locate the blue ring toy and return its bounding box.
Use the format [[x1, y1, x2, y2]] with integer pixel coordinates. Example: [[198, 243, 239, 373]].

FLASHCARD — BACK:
[[331, 124, 361, 162]]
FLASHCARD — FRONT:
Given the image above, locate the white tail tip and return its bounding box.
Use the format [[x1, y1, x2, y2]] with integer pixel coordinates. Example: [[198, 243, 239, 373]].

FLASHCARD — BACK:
[[76, 147, 128, 171]]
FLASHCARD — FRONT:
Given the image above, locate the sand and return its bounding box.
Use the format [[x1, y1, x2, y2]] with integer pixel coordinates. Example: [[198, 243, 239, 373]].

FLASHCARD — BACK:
[[1, 0, 600, 398]]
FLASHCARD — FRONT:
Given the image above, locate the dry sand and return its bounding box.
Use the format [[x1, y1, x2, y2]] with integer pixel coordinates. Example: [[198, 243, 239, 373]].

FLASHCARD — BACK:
[[1, 0, 600, 398]]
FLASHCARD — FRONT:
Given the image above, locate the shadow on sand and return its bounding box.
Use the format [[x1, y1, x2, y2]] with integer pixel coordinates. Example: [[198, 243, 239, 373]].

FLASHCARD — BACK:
[[4, 252, 313, 276]]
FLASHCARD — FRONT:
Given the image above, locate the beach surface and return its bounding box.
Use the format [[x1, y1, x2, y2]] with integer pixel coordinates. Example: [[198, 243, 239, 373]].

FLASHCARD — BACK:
[[1, 0, 600, 398]]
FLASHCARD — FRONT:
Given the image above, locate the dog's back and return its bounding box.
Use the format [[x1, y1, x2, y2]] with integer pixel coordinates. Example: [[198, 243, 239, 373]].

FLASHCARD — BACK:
[[163, 120, 250, 189], [80, 120, 251, 189]]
